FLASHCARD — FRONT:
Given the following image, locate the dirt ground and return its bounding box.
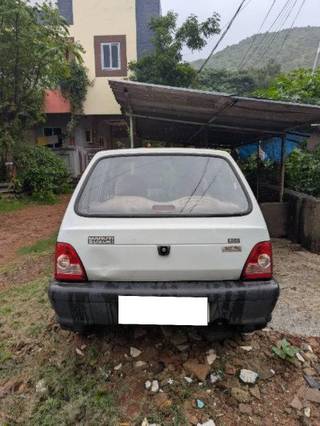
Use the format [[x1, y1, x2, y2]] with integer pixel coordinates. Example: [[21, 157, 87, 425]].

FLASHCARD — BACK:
[[0, 195, 69, 267], [0, 199, 320, 425]]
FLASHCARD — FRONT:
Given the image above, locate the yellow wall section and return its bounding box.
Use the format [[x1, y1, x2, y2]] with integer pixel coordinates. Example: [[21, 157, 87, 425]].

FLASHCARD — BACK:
[[69, 0, 137, 115]]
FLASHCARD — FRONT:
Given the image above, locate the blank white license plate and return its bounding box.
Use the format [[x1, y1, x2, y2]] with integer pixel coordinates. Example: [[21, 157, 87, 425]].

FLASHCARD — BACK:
[[119, 296, 208, 326]]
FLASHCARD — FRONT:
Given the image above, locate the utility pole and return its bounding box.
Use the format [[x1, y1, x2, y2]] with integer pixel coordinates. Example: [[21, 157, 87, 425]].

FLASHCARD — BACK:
[[312, 41, 320, 75]]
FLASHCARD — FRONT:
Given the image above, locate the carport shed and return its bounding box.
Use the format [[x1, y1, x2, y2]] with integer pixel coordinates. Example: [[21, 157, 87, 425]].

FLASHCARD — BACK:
[[109, 79, 320, 204]]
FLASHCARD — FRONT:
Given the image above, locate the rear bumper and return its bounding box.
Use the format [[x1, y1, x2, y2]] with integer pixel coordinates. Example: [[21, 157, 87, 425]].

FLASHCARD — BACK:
[[48, 279, 279, 330]]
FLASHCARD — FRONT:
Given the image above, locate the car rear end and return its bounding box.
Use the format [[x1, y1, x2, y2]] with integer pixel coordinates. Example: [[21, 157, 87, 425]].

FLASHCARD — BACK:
[[49, 149, 279, 331]]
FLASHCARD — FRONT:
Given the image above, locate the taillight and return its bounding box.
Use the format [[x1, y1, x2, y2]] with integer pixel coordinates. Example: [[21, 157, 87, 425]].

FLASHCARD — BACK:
[[241, 241, 273, 281], [55, 243, 87, 282]]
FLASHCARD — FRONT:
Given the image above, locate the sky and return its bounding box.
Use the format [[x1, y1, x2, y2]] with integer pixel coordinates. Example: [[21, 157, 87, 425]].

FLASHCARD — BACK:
[[161, 0, 320, 61]]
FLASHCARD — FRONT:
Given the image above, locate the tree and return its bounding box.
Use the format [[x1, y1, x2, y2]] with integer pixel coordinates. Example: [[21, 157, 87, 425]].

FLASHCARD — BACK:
[[129, 11, 220, 88], [0, 0, 83, 163], [255, 68, 320, 105], [198, 60, 281, 96]]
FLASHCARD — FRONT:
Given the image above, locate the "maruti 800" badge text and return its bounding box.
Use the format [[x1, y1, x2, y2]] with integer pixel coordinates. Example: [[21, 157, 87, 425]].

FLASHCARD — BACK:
[[88, 236, 115, 245]]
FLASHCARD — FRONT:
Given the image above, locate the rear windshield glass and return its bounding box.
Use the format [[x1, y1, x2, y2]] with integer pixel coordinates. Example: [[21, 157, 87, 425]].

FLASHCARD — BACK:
[[76, 155, 250, 217]]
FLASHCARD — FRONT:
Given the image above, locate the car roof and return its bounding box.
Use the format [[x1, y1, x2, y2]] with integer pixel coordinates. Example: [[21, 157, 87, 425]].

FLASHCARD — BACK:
[[93, 148, 231, 160]]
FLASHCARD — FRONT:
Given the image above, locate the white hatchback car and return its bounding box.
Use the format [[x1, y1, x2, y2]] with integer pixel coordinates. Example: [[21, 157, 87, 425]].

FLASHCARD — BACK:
[[49, 148, 279, 332]]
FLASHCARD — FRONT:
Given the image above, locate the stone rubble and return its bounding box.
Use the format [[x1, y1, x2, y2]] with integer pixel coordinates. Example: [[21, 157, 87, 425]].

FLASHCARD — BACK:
[[206, 349, 217, 366], [151, 380, 160, 393], [239, 369, 259, 385], [130, 347, 142, 358], [183, 359, 210, 382]]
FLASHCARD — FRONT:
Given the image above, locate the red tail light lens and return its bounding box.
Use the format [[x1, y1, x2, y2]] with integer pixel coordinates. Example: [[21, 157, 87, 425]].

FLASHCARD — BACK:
[[241, 241, 273, 281], [55, 243, 87, 282]]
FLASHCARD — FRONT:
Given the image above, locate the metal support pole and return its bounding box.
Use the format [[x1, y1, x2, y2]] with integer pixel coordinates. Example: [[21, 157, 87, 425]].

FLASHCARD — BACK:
[[129, 114, 134, 149], [312, 41, 320, 75], [279, 136, 286, 203], [256, 142, 261, 202]]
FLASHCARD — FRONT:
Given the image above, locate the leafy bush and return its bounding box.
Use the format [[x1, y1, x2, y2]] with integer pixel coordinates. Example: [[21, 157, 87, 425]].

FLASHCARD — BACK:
[[272, 339, 299, 363], [13, 145, 71, 202], [238, 146, 320, 198], [285, 147, 320, 197]]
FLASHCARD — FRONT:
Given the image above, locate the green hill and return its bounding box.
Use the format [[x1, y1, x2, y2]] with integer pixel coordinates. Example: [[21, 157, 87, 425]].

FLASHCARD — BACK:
[[192, 26, 320, 72]]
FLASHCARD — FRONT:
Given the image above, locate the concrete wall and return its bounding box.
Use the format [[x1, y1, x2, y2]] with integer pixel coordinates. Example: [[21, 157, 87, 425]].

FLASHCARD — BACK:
[[68, 0, 138, 116], [260, 202, 288, 238], [285, 189, 320, 254]]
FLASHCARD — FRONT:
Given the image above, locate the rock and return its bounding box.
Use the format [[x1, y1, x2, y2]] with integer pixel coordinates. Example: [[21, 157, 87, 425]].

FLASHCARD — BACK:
[[225, 363, 236, 375], [302, 344, 314, 353], [206, 349, 217, 366], [196, 399, 205, 409], [145, 380, 152, 390], [304, 375, 320, 390], [114, 363, 122, 371], [186, 413, 199, 425], [135, 361, 147, 369], [184, 360, 210, 382], [130, 347, 142, 358], [184, 377, 193, 384], [197, 421, 216, 426], [304, 388, 320, 404], [75, 348, 85, 357], [240, 346, 253, 352], [303, 368, 317, 376], [151, 380, 159, 393], [35, 379, 48, 396], [290, 396, 303, 410], [239, 403, 253, 415], [304, 407, 311, 418], [153, 392, 172, 410], [239, 369, 259, 385], [231, 387, 251, 403], [296, 352, 305, 363], [250, 385, 261, 400], [303, 352, 318, 362], [209, 373, 221, 384]]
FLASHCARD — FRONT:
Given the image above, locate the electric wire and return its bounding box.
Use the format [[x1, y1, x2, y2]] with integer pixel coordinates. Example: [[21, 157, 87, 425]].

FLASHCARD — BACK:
[[198, 0, 248, 74], [239, 0, 277, 69], [258, 0, 300, 61], [277, 0, 308, 53], [241, 0, 294, 67]]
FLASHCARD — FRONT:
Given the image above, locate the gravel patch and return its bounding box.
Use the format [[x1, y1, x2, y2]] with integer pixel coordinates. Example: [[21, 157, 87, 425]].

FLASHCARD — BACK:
[[271, 239, 320, 337]]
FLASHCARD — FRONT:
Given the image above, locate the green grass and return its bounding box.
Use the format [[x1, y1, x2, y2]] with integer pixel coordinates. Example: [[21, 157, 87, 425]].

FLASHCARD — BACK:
[[0, 197, 31, 214], [17, 234, 57, 256], [0, 194, 61, 215]]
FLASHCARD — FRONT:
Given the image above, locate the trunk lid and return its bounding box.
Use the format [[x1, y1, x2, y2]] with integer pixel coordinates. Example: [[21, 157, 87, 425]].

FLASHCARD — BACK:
[[59, 215, 269, 281]]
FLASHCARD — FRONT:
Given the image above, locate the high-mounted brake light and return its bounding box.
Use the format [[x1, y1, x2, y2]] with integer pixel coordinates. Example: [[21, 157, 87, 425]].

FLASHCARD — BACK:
[[241, 241, 273, 281], [55, 243, 87, 282]]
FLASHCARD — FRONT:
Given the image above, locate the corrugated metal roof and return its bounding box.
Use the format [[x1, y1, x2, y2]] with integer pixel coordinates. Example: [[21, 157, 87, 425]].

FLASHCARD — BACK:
[[109, 79, 320, 147]]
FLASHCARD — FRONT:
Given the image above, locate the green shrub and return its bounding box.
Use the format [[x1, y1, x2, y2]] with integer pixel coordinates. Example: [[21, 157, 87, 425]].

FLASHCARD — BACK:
[[285, 146, 320, 197], [272, 339, 299, 363], [239, 146, 320, 198], [13, 145, 71, 202]]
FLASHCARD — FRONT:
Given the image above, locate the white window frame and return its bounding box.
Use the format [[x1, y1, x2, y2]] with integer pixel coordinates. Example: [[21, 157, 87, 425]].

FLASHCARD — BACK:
[[101, 42, 121, 71]]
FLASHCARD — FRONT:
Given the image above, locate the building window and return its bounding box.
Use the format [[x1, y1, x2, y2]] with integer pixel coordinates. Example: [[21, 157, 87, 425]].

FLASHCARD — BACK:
[[101, 42, 121, 70], [44, 128, 62, 137], [94, 35, 127, 77]]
